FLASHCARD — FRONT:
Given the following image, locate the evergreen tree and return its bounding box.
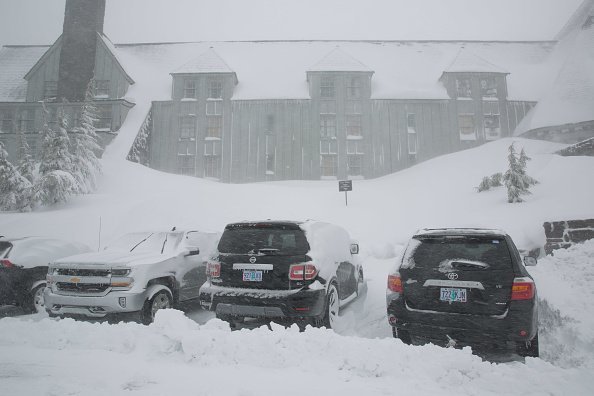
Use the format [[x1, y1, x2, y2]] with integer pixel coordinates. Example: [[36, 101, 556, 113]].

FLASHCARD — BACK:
[[0, 142, 32, 211], [518, 148, 539, 187], [477, 176, 492, 192], [34, 107, 77, 206], [16, 129, 35, 183], [71, 80, 102, 193], [503, 143, 536, 203]]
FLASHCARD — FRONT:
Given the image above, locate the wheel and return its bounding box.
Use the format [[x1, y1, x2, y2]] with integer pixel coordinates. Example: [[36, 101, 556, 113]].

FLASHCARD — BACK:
[[321, 283, 340, 329], [23, 284, 46, 314], [516, 332, 539, 357], [141, 290, 172, 325], [394, 328, 412, 345]]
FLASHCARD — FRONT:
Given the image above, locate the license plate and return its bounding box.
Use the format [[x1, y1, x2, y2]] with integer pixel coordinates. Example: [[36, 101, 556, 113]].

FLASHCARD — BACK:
[[440, 287, 467, 303], [242, 270, 262, 282]]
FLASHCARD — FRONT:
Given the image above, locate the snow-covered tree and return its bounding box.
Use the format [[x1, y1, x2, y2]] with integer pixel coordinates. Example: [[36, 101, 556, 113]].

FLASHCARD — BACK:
[[16, 128, 35, 183], [71, 80, 102, 193], [476, 172, 503, 192], [127, 109, 152, 166], [503, 143, 538, 203], [0, 142, 32, 211], [34, 107, 77, 206]]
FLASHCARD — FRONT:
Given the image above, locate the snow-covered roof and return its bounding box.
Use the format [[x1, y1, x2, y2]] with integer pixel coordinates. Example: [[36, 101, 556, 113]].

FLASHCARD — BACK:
[[443, 47, 508, 74], [0, 40, 559, 102], [515, 7, 594, 135], [307, 46, 373, 73], [172, 47, 235, 75], [414, 228, 508, 237], [98, 34, 135, 84]]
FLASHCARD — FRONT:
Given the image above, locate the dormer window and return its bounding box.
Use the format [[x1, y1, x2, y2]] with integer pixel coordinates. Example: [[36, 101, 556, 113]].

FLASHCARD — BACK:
[[209, 80, 223, 99], [320, 77, 335, 98], [43, 81, 58, 100], [480, 78, 498, 98], [95, 80, 110, 98], [456, 78, 472, 98], [184, 80, 197, 99]]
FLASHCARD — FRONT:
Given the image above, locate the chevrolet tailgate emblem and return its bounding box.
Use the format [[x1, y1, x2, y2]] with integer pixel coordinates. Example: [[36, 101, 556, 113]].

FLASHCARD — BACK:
[[69, 277, 81, 283]]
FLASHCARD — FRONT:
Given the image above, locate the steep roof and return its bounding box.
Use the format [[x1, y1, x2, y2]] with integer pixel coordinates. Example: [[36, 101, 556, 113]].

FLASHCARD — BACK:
[[443, 47, 508, 74], [172, 47, 235, 74], [308, 46, 373, 72], [515, 7, 594, 135], [0, 45, 48, 101], [98, 34, 135, 84]]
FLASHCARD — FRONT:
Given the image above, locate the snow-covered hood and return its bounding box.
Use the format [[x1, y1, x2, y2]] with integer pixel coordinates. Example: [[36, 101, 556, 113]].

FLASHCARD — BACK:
[[52, 250, 177, 268]]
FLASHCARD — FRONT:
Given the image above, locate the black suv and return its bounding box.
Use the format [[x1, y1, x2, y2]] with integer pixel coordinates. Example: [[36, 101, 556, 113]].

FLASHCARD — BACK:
[[199, 220, 363, 329], [386, 228, 538, 357]]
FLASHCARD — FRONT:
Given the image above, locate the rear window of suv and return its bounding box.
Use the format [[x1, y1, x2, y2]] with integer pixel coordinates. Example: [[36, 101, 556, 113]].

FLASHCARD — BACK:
[[403, 236, 513, 272], [0, 241, 12, 257], [218, 224, 309, 256]]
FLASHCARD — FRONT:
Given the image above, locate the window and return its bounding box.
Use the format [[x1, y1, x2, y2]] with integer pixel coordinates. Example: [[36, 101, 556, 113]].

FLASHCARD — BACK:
[[407, 128, 417, 155], [347, 140, 364, 154], [347, 77, 361, 99], [206, 100, 222, 115], [320, 115, 336, 138], [347, 155, 362, 176], [346, 115, 362, 137], [207, 116, 222, 138], [95, 80, 110, 98], [456, 78, 472, 98], [320, 77, 335, 98], [44, 81, 58, 100], [320, 139, 338, 154], [483, 101, 501, 140], [320, 154, 337, 177], [266, 114, 274, 134], [407, 113, 416, 132], [265, 135, 275, 174], [180, 116, 196, 139], [204, 140, 221, 156], [209, 81, 223, 99], [184, 80, 197, 99], [458, 114, 476, 140], [480, 78, 498, 98], [346, 101, 362, 114], [204, 156, 221, 179], [19, 110, 34, 132], [0, 110, 13, 133], [177, 140, 196, 176], [96, 106, 112, 130]]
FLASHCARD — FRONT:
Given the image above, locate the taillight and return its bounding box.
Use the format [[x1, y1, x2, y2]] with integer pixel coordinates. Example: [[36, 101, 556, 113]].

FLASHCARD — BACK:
[[289, 263, 318, 281], [511, 277, 535, 300], [387, 274, 403, 293], [0, 259, 15, 268], [207, 262, 221, 278]]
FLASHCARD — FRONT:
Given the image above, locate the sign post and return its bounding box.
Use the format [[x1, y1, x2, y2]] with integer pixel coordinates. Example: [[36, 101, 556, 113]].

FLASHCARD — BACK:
[[338, 180, 353, 207]]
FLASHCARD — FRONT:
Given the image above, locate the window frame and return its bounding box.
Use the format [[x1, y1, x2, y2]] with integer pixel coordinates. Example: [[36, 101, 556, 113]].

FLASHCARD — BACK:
[[183, 80, 197, 99], [95, 80, 110, 98], [43, 81, 58, 100], [320, 154, 338, 177], [206, 116, 223, 138], [320, 114, 337, 139], [320, 77, 335, 98], [347, 76, 362, 99], [458, 113, 476, 140], [209, 80, 223, 99]]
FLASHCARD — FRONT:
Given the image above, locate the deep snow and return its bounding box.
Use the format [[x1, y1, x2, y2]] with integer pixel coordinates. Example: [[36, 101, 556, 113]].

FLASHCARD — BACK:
[[1, 137, 593, 394]]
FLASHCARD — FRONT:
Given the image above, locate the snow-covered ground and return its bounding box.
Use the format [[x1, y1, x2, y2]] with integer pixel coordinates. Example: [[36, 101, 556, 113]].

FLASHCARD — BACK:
[[1, 137, 593, 394]]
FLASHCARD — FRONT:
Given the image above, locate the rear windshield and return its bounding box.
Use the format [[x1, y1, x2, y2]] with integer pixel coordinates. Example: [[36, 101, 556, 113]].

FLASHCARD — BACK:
[[218, 225, 309, 255], [0, 241, 12, 258], [403, 236, 513, 272]]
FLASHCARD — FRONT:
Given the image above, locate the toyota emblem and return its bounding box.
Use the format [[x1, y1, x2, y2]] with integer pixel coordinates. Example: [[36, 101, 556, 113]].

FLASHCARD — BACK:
[[447, 273, 458, 280], [249, 256, 257, 264]]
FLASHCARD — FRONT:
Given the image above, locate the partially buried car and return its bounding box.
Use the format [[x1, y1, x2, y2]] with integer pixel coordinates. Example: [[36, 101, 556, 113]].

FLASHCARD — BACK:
[[386, 228, 539, 357], [45, 230, 219, 323], [0, 236, 91, 313], [199, 220, 363, 330]]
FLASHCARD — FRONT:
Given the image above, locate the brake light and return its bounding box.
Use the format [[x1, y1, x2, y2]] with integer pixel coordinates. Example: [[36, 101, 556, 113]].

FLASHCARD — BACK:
[[289, 263, 318, 281], [511, 277, 535, 300], [387, 274, 403, 293], [207, 261, 221, 278], [0, 259, 15, 268]]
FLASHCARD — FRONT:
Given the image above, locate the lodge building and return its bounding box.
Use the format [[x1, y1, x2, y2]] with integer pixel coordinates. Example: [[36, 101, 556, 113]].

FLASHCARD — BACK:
[[0, 0, 592, 183]]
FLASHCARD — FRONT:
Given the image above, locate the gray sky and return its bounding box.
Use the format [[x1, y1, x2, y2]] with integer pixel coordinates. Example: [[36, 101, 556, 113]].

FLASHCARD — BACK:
[[0, 0, 583, 46]]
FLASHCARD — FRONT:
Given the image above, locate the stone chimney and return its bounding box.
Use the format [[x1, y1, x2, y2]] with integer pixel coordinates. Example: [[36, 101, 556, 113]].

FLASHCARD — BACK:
[[57, 0, 106, 102]]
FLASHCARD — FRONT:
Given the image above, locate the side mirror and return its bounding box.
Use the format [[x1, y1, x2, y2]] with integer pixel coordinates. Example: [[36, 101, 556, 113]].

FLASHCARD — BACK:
[[350, 243, 359, 255], [184, 247, 200, 257], [523, 256, 537, 267]]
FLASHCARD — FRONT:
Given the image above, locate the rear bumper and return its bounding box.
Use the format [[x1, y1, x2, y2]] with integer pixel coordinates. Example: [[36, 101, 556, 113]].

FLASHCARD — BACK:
[[199, 281, 326, 319], [387, 294, 537, 344], [44, 288, 148, 318]]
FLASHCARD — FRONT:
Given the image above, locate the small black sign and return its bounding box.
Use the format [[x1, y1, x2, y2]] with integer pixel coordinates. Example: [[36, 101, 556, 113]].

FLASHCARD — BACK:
[[338, 180, 353, 192]]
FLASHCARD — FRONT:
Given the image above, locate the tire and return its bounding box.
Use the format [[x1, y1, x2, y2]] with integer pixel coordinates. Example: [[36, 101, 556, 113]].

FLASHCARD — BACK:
[[321, 283, 340, 329], [516, 332, 539, 357], [141, 290, 172, 325], [23, 284, 46, 314], [393, 328, 412, 345]]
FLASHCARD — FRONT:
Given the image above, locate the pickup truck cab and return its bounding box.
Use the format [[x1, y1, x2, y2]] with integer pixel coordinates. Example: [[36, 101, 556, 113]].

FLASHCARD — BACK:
[[45, 230, 218, 323]]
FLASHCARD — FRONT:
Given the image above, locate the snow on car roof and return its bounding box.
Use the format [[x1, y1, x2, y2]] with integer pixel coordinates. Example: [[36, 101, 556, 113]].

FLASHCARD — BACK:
[[414, 228, 509, 237]]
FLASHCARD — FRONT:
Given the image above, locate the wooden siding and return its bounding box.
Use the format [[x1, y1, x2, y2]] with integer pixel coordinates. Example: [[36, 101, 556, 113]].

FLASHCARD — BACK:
[[25, 41, 62, 102], [94, 38, 131, 99]]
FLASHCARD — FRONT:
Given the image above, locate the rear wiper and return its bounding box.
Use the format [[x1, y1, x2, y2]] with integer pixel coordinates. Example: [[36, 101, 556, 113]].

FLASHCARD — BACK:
[[130, 233, 153, 252], [451, 260, 490, 270], [257, 248, 280, 255]]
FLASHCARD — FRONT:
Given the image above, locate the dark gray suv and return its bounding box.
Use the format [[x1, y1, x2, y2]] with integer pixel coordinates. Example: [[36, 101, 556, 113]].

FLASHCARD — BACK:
[[387, 228, 538, 357]]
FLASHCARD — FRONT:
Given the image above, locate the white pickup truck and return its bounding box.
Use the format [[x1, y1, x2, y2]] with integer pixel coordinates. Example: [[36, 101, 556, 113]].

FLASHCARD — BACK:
[[44, 230, 218, 323]]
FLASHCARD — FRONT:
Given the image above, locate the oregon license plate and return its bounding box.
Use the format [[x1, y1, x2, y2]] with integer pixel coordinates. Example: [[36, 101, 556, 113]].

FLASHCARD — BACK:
[[242, 270, 263, 282], [440, 287, 467, 302]]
